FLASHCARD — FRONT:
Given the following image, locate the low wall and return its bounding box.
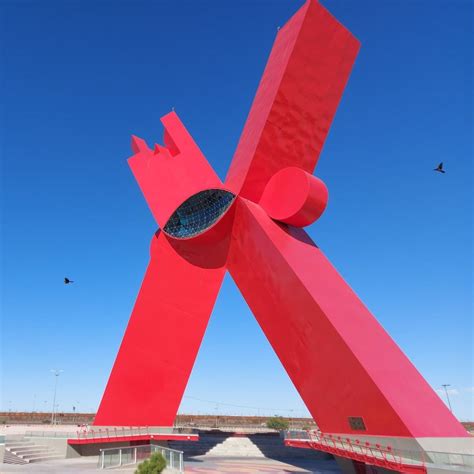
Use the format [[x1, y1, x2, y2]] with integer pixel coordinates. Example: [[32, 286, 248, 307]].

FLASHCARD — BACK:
[[67, 439, 168, 457], [25, 436, 69, 457], [334, 457, 400, 474]]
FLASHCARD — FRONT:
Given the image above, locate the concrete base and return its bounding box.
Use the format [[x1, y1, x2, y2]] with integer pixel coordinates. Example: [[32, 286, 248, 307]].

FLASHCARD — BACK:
[[67, 439, 168, 457], [334, 456, 402, 474], [25, 437, 68, 457], [426, 467, 473, 474], [334, 456, 357, 474]]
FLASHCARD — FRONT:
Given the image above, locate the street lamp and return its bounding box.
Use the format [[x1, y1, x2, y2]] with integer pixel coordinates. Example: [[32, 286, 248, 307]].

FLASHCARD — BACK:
[[441, 384, 453, 412], [50, 369, 64, 425]]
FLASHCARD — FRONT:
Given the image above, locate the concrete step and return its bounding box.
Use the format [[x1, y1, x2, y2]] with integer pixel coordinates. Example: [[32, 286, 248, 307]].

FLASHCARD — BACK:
[[170, 434, 332, 460], [8, 443, 52, 452], [206, 438, 265, 457], [5, 441, 36, 448], [20, 449, 59, 459], [3, 449, 28, 465], [28, 454, 63, 463], [4, 436, 63, 464], [10, 445, 51, 453]]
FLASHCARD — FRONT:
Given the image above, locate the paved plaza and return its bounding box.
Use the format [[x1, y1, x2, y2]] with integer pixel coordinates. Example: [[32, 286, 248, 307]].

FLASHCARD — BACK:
[[184, 456, 341, 473], [1, 424, 342, 473], [0, 455, 341, 473]]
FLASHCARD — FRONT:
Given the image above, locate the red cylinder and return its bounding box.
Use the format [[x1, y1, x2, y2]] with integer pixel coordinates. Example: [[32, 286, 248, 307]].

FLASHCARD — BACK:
[[259, 167, 328, 227]]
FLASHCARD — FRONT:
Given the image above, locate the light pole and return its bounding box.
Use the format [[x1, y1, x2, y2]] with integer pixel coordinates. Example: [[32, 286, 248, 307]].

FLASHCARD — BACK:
[[441, 384, 453, 412], [50, 369, 63, 424]]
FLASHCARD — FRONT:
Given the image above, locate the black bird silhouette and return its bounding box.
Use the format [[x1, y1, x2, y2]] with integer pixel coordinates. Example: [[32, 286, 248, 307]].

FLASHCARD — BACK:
[[64, 277, 74, 284], [434, 162, 445, 173]]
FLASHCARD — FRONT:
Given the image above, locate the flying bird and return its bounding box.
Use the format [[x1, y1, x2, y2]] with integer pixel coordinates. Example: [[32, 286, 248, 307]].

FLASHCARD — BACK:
[[434, 162, 445, 173], [64, 277, 74, 284]]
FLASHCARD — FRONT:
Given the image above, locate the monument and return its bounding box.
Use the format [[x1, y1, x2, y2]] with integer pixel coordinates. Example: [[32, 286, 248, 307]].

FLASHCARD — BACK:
[[95, 0, 468, 454]]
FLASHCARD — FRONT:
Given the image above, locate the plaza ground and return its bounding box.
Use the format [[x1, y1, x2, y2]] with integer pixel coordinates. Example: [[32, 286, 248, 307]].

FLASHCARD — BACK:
[[1, 424, 341, 473], [0, 455, 341, 473]]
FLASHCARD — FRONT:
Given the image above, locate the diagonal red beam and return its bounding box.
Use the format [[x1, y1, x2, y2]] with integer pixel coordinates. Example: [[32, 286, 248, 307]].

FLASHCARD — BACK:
[[227, 198, 467, 438], [225, 0, 360, 202], [94, 229, 229, 426]]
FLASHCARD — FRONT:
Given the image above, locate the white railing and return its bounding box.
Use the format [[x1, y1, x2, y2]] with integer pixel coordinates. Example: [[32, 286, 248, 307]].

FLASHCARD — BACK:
[[24, 426, 196, 441], [75, 426, 196, 441], [284, 430, 474, 471], [77, 426, 152, 440], [424, 450, 474, 469], [98, 444, 183, 472], [177, 425, 276, 433], [25, 430, 78, 438]]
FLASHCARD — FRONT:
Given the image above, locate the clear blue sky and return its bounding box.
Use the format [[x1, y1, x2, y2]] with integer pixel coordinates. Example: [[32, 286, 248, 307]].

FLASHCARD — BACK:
[[1, 1, 472, 421]]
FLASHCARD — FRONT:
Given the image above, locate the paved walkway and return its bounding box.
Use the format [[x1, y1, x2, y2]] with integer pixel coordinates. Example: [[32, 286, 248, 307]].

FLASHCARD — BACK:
[[1, 456, 341, 473], [185, 456, 341, 473]]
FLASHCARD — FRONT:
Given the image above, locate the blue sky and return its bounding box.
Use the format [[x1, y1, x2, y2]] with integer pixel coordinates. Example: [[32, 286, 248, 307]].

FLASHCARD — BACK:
[[1, 0, 472, 421]]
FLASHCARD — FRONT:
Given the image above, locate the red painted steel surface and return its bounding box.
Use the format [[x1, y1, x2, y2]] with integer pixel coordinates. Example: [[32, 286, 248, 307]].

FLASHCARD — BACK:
[[227, 199, 467, 438], [94, 228, 230, 427], [225, 0, 360, 202], [259, 167, 328, 227], [128, 111, 223, 229], [96, 0, 468, 443]]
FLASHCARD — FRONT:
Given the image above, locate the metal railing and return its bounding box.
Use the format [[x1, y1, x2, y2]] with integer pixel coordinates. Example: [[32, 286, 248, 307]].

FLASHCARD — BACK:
[[177, 424, 277, 433], [25, 430, 78, 438], [284, 430, 474, 472], [78, 426, 149, 440], [24, 426, 197, 442], [75, 426, 188, 440], [98, 444, 184, 471], [424, 450, 474, 469], [284, 430, 311, 440]]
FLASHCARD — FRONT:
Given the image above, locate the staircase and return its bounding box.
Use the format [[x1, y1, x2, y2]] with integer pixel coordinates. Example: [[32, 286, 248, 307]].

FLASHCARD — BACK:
[[3, 448, 27, 465], [168, 432, 331, 459], [4, 438, 62, 464], [206, 436, 264, 457]]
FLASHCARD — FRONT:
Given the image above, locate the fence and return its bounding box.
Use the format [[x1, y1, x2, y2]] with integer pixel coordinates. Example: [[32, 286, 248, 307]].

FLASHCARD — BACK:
[[177, 424, 277, 433], [284, 430, 474, 472], [424, 450, 474, 469], [98, 443, 184, 471], [75, 426, 196, 441], [25, 430, 77, 438], [25, 426, 193, 441]]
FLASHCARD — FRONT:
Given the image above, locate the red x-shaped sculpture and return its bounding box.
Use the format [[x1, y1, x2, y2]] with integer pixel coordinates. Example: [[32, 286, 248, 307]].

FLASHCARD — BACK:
[[95, 1, 466, 440]]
